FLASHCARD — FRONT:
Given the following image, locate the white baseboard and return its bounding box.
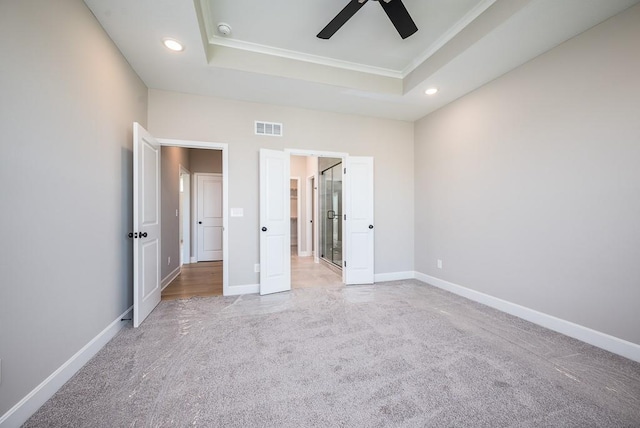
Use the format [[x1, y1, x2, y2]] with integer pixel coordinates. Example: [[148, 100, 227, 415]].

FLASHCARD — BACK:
[[224, 283, 259, 296], [161, 266, 181, 291], [414, 272, 640, 363], [190, 256, 197, 263], [374, 271, 416, 282], [297, 251, 311, 257], [0, 306, 133, 428]]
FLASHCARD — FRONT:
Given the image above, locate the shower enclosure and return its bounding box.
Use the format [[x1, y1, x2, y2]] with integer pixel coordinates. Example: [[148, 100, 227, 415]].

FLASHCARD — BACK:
[[320, 160, 342, 268]]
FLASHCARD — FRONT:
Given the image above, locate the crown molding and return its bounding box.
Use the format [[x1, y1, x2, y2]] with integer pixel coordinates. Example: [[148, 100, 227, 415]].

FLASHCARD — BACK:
[[208, 36, 404, 79]]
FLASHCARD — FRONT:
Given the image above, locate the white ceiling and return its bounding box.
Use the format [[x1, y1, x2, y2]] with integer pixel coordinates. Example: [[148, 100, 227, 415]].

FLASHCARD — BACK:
[[84, 0, 639, 121]]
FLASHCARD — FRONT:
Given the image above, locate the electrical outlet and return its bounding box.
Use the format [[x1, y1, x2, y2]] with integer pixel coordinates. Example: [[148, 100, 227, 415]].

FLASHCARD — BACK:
[[168, 256, 171, 266], [437, 259, 443, 269], [254, 264, 260, 273], [176, 209, 179, 217]]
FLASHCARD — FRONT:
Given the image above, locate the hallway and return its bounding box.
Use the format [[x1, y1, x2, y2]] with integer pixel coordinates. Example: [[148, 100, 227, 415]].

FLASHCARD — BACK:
[[161, 261, 222, 300], [162, 256, 340, 300]]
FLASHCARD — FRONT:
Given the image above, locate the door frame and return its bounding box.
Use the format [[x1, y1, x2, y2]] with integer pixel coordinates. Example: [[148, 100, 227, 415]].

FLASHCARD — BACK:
[[285, 148, 348, 283], [306, 174, 315, 258], [290, 176, 301, 256], [179, 165, 191, 266], [158, 138, 229, 296]]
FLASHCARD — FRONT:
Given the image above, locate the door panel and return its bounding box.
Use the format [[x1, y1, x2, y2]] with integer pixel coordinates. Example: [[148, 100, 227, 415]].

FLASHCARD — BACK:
[[197, 174, 223, 261], [133, 123, 162, 327], [345, 156, 374, 284], [141, 240, 160, 298], [260, 149, 291, 295]]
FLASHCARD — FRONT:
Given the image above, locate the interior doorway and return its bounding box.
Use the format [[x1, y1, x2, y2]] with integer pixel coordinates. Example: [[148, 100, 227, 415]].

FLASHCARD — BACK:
[[290, 154, 343, 289], [158, 141, 229, 300], [260, 148, 374, 295]]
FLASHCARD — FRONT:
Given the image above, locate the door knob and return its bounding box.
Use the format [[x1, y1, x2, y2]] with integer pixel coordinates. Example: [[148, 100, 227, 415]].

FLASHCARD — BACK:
[[140, 232, 148, 238], [199, 221, 202, 224], [369, 225, 374, 229], [261, 227, 267, 232]]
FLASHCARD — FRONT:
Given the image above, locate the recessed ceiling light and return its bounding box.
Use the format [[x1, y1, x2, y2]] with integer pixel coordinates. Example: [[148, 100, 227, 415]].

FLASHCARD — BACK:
[[162, 38, 184, 52], [425, 88, 438, 95]]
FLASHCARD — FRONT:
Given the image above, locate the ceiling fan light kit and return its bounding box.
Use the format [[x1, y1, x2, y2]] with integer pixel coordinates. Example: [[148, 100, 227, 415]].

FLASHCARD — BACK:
[[318, 0, 418, 40]]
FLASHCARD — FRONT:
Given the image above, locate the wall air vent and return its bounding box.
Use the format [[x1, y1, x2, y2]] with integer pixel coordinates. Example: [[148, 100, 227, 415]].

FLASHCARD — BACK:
[[255, 121, 283, 137]]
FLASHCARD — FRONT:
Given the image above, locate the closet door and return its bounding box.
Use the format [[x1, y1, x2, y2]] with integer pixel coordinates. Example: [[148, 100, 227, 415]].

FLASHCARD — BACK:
[[345, 156, 374, 284], [259, 149, 291, 295]]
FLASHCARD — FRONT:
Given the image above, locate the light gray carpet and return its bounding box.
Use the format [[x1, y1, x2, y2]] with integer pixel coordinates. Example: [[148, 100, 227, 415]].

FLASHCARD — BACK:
[[25, 280, 640, 427]]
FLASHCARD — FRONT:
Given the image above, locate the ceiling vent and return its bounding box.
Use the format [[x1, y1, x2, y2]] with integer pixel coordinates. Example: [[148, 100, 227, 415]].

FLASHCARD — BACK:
[[255, 121, 283, 137]]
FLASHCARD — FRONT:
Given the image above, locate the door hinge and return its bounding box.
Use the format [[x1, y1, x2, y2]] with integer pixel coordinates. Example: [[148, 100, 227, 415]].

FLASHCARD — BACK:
[[344, 261, 347, 267], [344, 214, 346, 220], [344, 167, 346, 174]]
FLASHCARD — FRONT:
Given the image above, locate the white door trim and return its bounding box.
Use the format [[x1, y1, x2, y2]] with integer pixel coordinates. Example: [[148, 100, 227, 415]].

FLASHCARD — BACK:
[[179, 165, 191, 266], [158, 138, 229, 296], [306, 174, 315, 258], [285, 148, 348, 159], [290, 176, 302, 256]]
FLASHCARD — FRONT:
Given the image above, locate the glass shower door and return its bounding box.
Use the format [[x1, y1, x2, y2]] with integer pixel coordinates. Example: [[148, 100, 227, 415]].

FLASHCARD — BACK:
[[320, 162, 342, 268]]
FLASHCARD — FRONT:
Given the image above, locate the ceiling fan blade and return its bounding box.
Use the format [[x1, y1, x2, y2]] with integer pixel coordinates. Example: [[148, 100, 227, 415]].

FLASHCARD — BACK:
[[379, 0, 418, 39], [317, 0, 368, 39]]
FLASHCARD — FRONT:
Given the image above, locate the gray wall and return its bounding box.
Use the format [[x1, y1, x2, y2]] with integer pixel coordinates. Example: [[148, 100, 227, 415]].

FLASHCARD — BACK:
[[190, 148, 222, 174], [160, 146, 191, 279], [148, 90, 415, 288], [414, 4, 640, 344], [0, 0, 148, 417]]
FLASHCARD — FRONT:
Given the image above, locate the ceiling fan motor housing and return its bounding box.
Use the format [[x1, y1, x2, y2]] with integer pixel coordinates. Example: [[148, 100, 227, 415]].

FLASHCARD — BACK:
[[319, 0, 418, 40]]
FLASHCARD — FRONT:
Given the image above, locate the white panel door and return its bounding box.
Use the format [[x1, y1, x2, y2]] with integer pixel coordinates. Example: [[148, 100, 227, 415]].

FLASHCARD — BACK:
[[259, 149, 291, 295], [197, 173, 223, 261], [345, 156, 374, 284], [133, 123, 162, 327]]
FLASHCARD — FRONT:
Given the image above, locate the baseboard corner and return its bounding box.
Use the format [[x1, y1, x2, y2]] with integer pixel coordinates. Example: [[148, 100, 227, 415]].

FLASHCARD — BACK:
[[161, 265, 181, 291], [414, 272, 640, 363], [0, 306, 133, 428]]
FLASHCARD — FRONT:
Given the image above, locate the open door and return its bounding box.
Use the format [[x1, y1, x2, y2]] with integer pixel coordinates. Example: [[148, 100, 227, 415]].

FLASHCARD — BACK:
[[132, 123, 162, 327], [259, 149, 291, 295], [345, 156, 374, 284]]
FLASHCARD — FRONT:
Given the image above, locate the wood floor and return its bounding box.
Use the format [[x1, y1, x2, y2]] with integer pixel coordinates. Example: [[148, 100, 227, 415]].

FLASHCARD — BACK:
[[161, 261, 222, 300], [162, 253, 342, 300]]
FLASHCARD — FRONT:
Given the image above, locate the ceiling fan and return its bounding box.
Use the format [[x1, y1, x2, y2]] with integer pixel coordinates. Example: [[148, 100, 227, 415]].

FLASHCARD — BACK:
[[317, 0, 418, 40]]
